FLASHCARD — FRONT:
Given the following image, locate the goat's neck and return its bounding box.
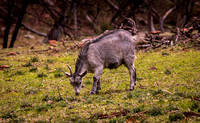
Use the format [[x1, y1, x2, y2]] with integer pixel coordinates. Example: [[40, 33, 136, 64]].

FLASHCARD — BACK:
[[75, 61, 88, 75]]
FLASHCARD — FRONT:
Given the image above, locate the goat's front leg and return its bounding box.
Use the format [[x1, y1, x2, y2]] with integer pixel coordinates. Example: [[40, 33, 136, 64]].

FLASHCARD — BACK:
[[90, 76, 98, 94], [90, 67, 103, 94]]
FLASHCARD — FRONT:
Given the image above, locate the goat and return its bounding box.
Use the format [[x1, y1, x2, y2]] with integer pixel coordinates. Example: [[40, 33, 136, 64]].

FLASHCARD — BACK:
[[63, 29, 136, 95]]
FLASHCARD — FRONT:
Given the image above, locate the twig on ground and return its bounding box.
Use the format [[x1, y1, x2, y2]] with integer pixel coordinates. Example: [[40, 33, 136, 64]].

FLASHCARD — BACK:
[[162, 89, 173, 95]]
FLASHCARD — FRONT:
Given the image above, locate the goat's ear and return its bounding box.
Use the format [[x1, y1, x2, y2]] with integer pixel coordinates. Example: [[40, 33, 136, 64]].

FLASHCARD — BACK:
[[62, 71, 71, 77], [80, 71, 87, 78]]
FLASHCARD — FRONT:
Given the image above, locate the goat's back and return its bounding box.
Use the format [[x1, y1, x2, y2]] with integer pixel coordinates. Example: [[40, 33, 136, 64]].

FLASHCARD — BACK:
[[86, 29, 135, 71]]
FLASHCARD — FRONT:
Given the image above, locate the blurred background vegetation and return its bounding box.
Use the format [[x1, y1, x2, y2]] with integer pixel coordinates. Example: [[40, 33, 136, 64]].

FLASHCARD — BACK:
[[0, 0, 199, 48]]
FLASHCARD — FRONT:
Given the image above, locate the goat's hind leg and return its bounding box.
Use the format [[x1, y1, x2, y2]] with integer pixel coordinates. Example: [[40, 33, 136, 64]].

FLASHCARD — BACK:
[[124, 57, 136, 91], [129, 65, 136, 90]]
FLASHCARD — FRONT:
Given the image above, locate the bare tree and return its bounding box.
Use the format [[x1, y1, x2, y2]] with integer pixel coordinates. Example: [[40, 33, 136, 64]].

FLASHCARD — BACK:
[[3, 0, 14, 48], [9, 0, 29, 48], [147, 0, 155, 32], [72, 1, 78, 39], [176, 0, 197, 28], [41, 0, 69, 43]]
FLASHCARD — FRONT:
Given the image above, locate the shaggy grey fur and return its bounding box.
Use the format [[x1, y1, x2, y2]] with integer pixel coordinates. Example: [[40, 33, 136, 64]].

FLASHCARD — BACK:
[[64, 29, 136, 95]]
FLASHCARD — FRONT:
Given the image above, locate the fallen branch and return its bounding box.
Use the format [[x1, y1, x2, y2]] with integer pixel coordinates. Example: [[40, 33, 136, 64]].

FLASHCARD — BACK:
[[127, 111, 147, 122], [136, 44, 151, 49], [105, 0, 119, 10], [22, 24, 46, 37], [60, 39, 66, 48], [162, 89, 173, 95], [182, 39, 191, 47], [183, 112, 200, 117], [92, 109, 128, 119]]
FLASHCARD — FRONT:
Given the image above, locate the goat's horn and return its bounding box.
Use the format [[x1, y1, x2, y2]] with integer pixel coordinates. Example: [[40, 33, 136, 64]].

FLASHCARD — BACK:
[[126, 18, 137, 33], [62, 70, 71, 77], [126, 18, 135, 26], [67, 65, 73, 76]]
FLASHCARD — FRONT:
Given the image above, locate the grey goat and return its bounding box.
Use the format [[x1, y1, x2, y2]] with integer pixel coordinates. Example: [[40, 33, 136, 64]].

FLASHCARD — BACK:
[[63, 29, 136, 95]]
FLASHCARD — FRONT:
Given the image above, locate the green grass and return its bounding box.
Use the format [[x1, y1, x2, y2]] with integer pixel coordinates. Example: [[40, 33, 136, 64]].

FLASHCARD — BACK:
[[0, 44, 200, 122]]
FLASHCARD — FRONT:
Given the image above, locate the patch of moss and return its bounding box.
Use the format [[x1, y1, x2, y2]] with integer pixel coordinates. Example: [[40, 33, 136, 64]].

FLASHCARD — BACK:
[[30, 67, 38, 72], [47, 59, 54, 63], [147, 107, 162, 116], [0, 111, 17, 119], [164, 69, 171, 75], [169, 113, 184, 121], [191, 101, 200, 111], [0, 45, 199, 122], [31, 57, 39, 62], [54, 73, 63, 78], [23, 61, 32, 67], [37, 73, 47, 78]]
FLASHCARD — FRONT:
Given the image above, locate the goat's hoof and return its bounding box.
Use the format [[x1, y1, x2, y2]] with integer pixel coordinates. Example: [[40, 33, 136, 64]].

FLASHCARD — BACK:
[[90, 91, 95, 94], [129, 87, 134, 91], [96, 90, 100, 94]]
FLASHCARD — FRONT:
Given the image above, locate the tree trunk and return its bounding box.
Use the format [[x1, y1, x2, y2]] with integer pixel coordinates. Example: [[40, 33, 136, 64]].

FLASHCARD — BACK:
[[111, 0, 131, 23], [3, 0, 13, 48], [176, 0, 196, 28], [84, 11, 99, 33], [9, 0, 29, 48], [43, 6, 68, 43], [180, 0, 195, 28], [43, 24, 63, 43], [73, 2, 78, 39], [148, 1, 155, 32]]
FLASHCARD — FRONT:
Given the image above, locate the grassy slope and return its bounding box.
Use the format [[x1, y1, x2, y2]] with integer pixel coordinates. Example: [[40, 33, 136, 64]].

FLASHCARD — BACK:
[[0, 45, 200, 122]]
